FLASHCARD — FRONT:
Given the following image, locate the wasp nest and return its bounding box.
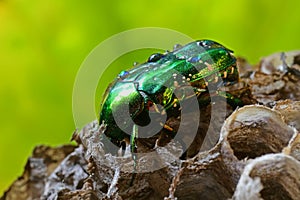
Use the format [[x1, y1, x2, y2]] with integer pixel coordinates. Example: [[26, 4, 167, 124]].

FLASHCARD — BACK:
[[2, 51, 300, 200]]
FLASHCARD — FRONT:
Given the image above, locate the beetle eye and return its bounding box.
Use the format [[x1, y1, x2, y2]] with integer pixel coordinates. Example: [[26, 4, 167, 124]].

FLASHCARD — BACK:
[[146, 100, 153, 109], [147, 53, 163, 62]]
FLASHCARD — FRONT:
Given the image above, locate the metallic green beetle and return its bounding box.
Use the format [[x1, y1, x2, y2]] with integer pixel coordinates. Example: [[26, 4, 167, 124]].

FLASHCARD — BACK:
[[99, 39, 241, 167]]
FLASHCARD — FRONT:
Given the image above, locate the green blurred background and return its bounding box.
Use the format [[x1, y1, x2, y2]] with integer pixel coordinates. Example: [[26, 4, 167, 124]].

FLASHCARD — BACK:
[[0, 0, 299, 194]]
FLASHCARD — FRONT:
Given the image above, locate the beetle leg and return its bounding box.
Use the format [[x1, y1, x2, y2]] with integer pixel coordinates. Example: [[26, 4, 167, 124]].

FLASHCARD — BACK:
[[216, 90, 243, 107], [163, 124, 174, 132], [130, 124, 138, 158], [129, 124, 138, 186], [117, 140, 127, 157]]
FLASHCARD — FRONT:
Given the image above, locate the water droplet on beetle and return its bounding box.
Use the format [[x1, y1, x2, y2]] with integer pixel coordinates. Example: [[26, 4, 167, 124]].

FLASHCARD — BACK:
[[173, 44, 182, 51], [118, 70, 129, 79], [147, 53, 163, 62]]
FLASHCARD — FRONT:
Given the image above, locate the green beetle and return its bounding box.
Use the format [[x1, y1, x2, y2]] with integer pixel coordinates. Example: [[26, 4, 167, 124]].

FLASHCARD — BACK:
[[99, 40, 241, 180]]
